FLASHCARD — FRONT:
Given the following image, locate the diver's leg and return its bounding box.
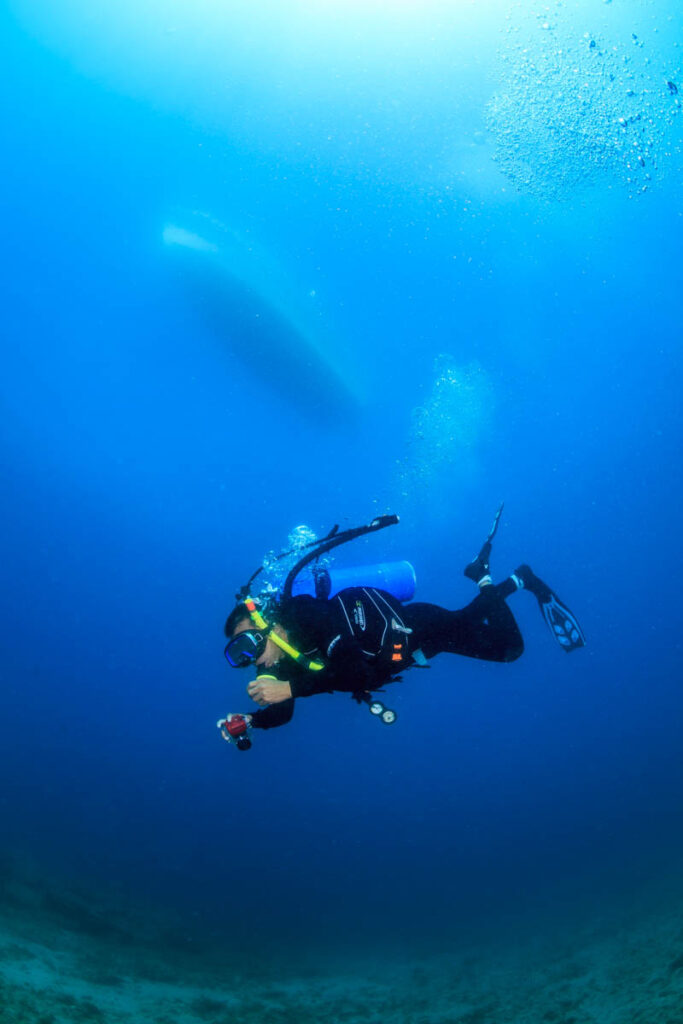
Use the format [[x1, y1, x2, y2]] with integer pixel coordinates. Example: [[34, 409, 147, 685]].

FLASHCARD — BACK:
[[453, 584, 524, 662], [461, 505, 585, 653], [403, 586, 524, 664]]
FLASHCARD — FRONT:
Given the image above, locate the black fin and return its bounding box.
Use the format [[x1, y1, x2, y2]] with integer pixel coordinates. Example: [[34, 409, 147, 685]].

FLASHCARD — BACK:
[[486, 502, 504, 544], [538, 591, 586, 652], [464, 502, 504, 584]]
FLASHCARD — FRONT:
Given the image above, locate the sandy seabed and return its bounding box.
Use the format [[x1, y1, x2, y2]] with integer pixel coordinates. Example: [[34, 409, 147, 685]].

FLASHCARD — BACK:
[[2, 868, 683, 1024]]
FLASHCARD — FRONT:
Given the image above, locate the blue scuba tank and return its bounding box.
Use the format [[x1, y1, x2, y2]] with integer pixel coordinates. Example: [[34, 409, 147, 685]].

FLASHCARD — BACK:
[[290, 561, 416, 602]]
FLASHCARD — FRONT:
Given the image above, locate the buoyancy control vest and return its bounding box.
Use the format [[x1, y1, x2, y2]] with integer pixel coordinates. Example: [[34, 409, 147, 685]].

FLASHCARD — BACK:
[[327, 586, 413, 676]]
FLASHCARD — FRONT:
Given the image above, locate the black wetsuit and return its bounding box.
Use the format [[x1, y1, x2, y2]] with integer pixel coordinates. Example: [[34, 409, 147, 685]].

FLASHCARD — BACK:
[[250, 582, 523, 730]]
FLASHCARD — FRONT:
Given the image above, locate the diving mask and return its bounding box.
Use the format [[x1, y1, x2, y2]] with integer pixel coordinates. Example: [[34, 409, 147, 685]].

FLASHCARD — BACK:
[[224, 629, 268, 668]]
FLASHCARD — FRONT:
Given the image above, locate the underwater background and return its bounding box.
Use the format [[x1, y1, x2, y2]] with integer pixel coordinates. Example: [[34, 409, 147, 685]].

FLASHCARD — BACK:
[[2, 0, 683, 1021]]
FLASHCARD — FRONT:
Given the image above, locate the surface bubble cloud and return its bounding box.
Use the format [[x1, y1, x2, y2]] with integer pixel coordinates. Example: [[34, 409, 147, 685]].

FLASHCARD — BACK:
[[487, 2, 681, 199]]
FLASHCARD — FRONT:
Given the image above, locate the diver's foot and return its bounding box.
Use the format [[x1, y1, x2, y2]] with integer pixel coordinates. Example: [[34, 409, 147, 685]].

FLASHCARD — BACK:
[[511, 564, 552, 601], [512, 565, 585, 652], [464, 540, 492, 586]]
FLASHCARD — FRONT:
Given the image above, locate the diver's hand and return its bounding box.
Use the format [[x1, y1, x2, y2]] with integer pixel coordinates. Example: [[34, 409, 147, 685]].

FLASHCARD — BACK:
[[247, 676, 293, 706]]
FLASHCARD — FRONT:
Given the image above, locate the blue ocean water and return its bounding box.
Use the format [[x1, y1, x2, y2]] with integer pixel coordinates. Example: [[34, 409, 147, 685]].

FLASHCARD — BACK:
[[2, 1, 683, 1019]]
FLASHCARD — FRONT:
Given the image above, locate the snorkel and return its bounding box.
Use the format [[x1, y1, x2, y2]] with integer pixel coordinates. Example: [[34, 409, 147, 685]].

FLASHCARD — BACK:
[[241, 596, 325, 673]]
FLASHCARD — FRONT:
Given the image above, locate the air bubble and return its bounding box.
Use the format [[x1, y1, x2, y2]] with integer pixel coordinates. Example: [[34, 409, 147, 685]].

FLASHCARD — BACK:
[[396, 358, 494, 510], [486, 7, 681, 199]]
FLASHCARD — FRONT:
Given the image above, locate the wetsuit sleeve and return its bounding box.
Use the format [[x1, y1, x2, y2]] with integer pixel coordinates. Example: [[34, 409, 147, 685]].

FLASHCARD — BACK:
[[289, 636, 379, 698], [250, 699, 295, 730]]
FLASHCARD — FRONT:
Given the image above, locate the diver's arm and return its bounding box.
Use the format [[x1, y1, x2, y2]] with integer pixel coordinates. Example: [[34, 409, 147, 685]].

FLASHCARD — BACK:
[[249, 699, 295, 730]]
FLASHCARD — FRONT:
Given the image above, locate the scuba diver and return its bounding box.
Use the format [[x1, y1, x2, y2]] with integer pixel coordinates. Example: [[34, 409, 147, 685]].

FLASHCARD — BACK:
[[218, 507, 585, 751]]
